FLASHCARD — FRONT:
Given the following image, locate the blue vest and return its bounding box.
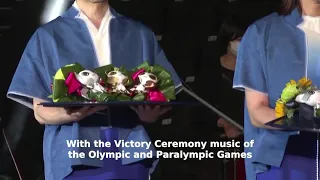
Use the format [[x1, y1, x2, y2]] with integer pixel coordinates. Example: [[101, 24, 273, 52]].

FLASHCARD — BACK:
[[7, 6, 181, 180], [233, 9, 306, 180]]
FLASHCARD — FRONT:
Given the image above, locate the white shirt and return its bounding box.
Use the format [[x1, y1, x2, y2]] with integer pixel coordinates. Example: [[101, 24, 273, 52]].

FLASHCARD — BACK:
[[73, 1, 114, 66], [301, 16, 320, 33]]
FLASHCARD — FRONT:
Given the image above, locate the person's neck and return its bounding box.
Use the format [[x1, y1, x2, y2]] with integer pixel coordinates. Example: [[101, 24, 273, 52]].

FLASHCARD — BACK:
[[300, 0, 320, 16], [76, 0, 109, 28]]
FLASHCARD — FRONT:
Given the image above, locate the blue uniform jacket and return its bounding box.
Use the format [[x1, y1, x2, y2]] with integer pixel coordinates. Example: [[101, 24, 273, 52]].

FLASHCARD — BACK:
[[7, 6, 182, 180], [233, 8, 306, 180]]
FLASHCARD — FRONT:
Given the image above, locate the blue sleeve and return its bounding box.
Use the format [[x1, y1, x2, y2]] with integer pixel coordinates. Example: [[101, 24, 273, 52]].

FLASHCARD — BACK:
[[152, 34, 182, 94], [233, 24, 268, 93], [7, 30, 52, 108]]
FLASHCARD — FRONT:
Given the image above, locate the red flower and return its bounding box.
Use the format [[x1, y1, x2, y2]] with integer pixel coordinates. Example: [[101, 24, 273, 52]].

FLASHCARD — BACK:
[[99, 79, 105, 85]]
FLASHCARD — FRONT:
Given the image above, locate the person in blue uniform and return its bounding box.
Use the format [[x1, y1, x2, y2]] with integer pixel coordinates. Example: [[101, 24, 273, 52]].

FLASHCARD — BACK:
[[233, 0, 320, 179], [7, 0, 182, 180]]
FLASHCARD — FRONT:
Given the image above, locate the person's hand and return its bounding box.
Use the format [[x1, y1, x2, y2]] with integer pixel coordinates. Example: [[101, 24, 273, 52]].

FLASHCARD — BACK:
[[217, 118, 242, 139], [217, 118, 228, 128], [63, 106, 108, 122], [33, 98, 108, 125], [130, 105, 172, 123], [224, 126, 242, 139]]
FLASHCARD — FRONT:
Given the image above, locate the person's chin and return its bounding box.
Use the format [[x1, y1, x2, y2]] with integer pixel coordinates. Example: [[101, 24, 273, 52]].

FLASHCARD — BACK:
[[87, 0, 107, 3]]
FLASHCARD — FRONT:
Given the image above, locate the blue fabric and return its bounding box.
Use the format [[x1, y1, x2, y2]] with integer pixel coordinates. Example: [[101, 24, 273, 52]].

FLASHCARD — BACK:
[[64, 129, 149, 180], [7, 6, 181, 180], [256, 132, 318, 180], [233, 8, 308, 180]]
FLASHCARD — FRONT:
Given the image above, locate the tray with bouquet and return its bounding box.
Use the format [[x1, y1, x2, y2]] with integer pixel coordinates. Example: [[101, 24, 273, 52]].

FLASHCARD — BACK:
[[266, 77, 320, 132], [39, 62, 199, 107]]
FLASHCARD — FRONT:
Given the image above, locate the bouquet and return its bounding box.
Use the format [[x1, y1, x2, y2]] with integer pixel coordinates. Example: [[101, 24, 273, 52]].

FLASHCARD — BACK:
[[275, 77, 320, 122], [49, 62, 176, 102]]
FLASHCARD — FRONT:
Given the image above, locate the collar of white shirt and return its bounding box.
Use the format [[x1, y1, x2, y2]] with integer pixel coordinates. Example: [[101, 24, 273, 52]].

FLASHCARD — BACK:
[[72, 1, 113, 21], [72, 1, 114, 36]]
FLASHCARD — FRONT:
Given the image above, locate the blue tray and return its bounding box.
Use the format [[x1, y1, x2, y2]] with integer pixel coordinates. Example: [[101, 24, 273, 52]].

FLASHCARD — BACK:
[[39, 101, 201, 107], [265, 113, 320, 133]]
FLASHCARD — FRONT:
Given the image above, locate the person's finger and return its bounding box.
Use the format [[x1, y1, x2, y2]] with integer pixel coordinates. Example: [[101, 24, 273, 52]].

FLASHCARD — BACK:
[[220, 134, 226, 138], [217, 122, 224, 127], [159, 106, 172, 115], [218, 118, 224, 122], [64, 107, 81, 114], [231, 130, 241, 138], [86, 106, 108, 115], [226, 132, 232, 138], [224, 120, 231, 126], [217, 118, 226, 126], [230, 132, 236, 138], [130, 106, 138, 113], [235, 131, 241, 137], [143, 105, 152, 112], [69, 106, 91, 116], [138, 105, 144, 112], [217, 119, 224, 127], [71, 106, 104, 120], [149, 105, 159, 112]]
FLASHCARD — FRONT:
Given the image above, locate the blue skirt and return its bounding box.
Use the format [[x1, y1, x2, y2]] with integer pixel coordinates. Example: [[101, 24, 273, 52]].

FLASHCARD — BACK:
[[257, 132, 319, 180], [64, 128, 150, 180]]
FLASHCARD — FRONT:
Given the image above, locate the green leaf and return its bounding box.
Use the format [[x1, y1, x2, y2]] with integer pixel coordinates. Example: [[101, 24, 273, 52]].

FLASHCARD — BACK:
[[54, 69, 66, 80], [133, 93, 145, 101], [150, 64, 176, 100], [87, 91, 95, 99], [73, 96, 86, 102], [117, 66, 133, 86], [53, 63, 85, 81], [55, 96, 74, 103], [156, 74, 175, 100], [287, 109, 295, 118], [94, 64, 115, 81], [131, 62, 177, 101], [118, 66, 128, 73], [135, 61, 151, 72], [107, 93, 119, 101], [52, 80, 68, 101], [285, 117, 294, 126], [94, 92, 110, 102], [88, 91, 120, 101], [152, 65, 170, 76], [163, 87, 176, 100], [158, 83, 176, 100], [125, 71, 134, 85], [316, 109, 320, 117], [284, 108, 297, 125], [60, 63, 85, 78], [117, 94, 131, 101]]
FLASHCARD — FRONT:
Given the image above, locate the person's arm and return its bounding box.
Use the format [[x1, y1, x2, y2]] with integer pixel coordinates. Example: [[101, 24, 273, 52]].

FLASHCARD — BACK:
[[33, 98, 106, 125], [7, 28, 105, 125], [233, 24, 277, 129], [245, 89, 277, 129]]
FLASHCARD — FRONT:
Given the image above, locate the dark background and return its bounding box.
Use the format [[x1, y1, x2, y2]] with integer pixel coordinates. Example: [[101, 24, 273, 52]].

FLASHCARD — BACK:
[[0, 0, 280, 179]]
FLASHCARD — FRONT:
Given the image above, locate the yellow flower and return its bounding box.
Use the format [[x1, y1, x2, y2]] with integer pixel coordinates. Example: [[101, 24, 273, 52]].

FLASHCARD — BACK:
[[298, 77, 312, 88], [286, 80, 296, 87], [275, 100, 285, 118]]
